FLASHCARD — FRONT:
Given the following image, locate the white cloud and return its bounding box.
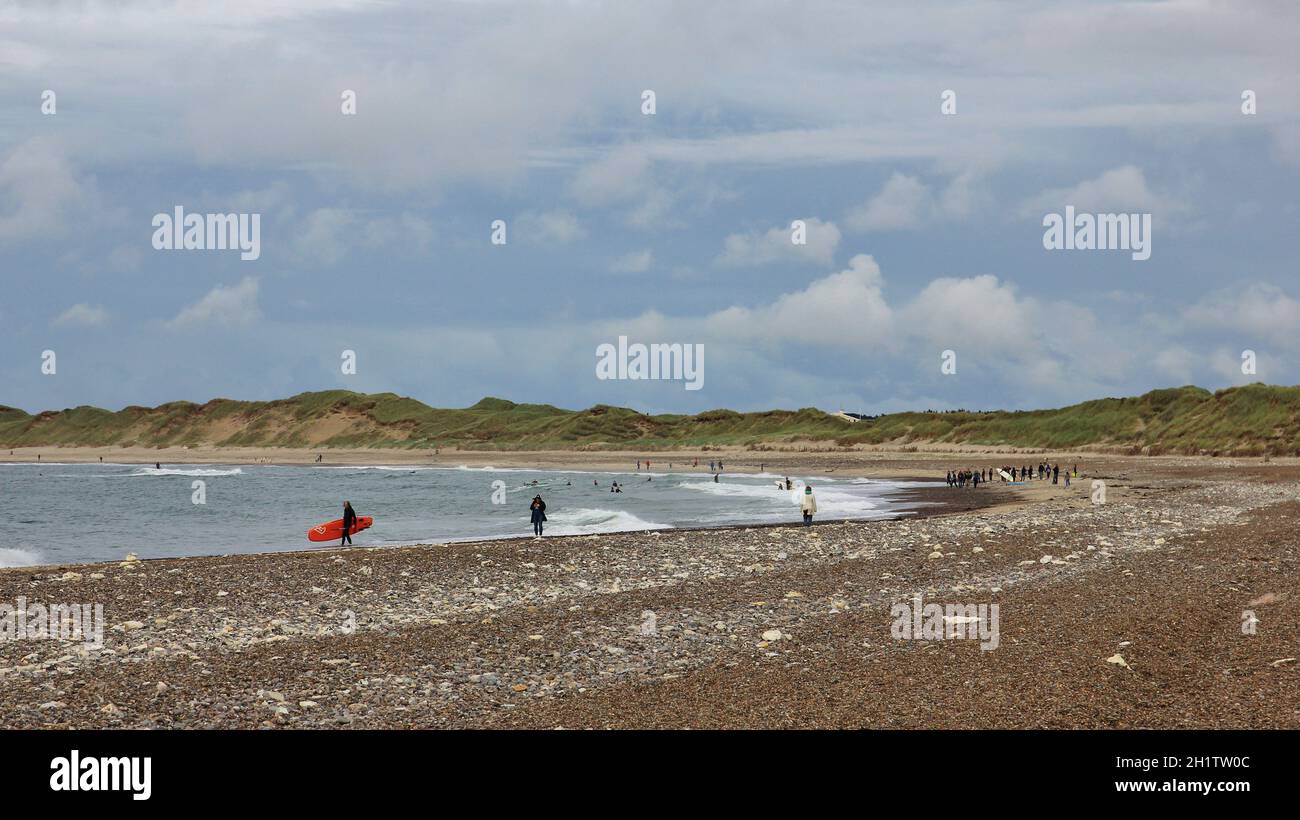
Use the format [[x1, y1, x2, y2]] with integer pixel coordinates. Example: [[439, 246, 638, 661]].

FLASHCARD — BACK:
[[717, 218, 840, 267], [515, 210, 585, 244], [362, 212, 435, 251], [845, 171, 981, 231], [107, 245, 143, 273], [938, 170, 979, 218], [567, 146, 681, 230], [846, 173, 930, 231], [291, 208, 434, 265], [1152, 346, 1198, 383], [610, 249, 653, 273], [902, 275, 1035, 352], [1020, 165, 1186, 218], [568, 146, 652, 206], [167, 277, 261, 329], [0, 139, 103, 240], [53, 303, 108, 328], [1182, 283, 1300, 348], [294, 208, 356, 265], [707, 254, 892, 347]]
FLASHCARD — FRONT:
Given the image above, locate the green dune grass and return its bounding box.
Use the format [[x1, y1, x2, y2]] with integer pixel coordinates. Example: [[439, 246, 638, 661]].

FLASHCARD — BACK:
[[1, 384, 1297, 455]]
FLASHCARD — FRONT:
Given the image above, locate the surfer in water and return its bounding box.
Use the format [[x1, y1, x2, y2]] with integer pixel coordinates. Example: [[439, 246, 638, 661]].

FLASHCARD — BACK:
[[530, 495, 547, 538], [341, 501, 357, 546]]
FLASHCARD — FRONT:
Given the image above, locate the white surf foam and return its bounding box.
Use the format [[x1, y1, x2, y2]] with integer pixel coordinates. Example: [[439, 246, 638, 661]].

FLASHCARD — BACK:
[[679, 478, 890, 519], [130, 467, 244, 477], [313, 465, 438, 471], [542, 507, 670, 536], [440, 465, 677, 478], [0, 548, 44, 568], [679, 480, 796, 500]]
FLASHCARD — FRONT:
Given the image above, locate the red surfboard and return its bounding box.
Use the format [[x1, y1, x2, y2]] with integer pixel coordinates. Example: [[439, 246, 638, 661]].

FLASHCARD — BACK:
[[307, 515, 374, 542]]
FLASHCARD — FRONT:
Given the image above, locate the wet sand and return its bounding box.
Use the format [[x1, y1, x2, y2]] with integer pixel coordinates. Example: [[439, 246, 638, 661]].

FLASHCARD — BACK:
[[1, 453, 1296, 729]]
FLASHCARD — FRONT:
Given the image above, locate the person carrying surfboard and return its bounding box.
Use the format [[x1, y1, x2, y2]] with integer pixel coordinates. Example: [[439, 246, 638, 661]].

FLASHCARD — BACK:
[[341, 500, 358, 545]]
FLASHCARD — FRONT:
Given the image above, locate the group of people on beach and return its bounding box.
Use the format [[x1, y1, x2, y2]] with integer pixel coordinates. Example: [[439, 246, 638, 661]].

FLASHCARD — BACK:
[[636, 458, 723, 472], [946, 462, 1079, 488]]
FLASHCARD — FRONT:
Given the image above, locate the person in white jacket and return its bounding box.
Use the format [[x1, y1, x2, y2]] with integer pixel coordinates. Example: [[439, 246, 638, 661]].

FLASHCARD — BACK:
[[800, 485, 817, 526]]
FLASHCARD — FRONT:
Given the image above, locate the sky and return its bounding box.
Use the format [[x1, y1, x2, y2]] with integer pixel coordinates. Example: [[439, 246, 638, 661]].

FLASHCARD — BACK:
[[1, 0, 1297, 416]]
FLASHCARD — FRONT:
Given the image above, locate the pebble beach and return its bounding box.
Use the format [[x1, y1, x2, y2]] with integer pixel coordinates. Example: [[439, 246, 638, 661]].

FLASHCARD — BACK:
[[2, 453, 1297, 729]]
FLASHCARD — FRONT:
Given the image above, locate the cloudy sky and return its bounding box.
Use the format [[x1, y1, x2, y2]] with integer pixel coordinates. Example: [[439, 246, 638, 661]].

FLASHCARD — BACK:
[[2, 0, 1297, 415]]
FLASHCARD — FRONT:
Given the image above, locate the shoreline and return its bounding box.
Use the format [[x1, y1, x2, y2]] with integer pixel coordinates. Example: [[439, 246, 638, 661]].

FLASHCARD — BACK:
[[0, 477, 1003, 572], [4, 443, 1293, 468], [2, 457, 1295, 729]]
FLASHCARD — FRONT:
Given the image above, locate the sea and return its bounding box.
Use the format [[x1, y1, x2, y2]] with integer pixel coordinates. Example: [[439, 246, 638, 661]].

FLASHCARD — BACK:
[[0, 462, 936, 567]]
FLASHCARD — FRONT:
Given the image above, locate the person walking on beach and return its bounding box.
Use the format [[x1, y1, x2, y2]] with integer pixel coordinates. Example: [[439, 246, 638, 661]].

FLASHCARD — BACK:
[[341, 501, 357, 546], [530, 495, 547, 538], [801, 485, 817, 526]]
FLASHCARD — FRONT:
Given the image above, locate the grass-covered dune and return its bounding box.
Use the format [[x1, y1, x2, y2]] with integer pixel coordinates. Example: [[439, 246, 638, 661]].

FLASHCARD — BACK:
[[1, 384, 1298, 455]]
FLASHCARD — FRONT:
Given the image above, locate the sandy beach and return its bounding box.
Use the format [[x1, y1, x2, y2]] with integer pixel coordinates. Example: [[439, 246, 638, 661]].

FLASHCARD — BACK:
[[7, 442, 1291, 475], [2, 451, 1296, 729]]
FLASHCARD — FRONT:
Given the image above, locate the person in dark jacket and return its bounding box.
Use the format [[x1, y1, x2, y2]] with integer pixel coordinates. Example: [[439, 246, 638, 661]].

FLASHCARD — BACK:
[[530, 495, 547, 537], [341, 500, 357, 546]]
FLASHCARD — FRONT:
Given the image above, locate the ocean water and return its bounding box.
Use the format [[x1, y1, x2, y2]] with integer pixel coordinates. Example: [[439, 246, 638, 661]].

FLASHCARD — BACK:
[[0, 462, 935, 567]]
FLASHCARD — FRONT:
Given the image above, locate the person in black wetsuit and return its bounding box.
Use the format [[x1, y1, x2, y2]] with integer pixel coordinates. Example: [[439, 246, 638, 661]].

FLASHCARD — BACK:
[[530, 495, 547, 537], [341, 500, 357, 546]]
